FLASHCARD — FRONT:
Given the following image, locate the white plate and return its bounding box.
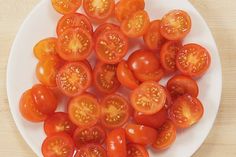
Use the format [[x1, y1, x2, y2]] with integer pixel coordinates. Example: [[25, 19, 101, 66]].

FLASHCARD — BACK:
[[7, 0, 222, 156]]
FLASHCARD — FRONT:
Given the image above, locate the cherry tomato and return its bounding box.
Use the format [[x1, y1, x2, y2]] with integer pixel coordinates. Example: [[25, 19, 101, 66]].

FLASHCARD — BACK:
[[115, 0, 145, 22], [160, 41, 182, 73], [107, 128, 127, 157], [167, 75, 199, 99], [33, 37, 57, 60], [51, 0, 82, 15], [160, 10, 191, 40], [121, 10, 150, 38], [95, 29, 129, 64], [176, 43, 211, 77], [93, 23, 119, 40], [56, 13, 93, 36], [143, 20, 166, 51], [125, 124, 157, 145], [68, 93, 100, 127], [75, 144, 107, 157], [131, 81, 166, 115], [73, 125, 106, 147], [42, 132, 75, 157], [19, 89, 47, 122], [117, 60, 139, 90], [127, 144, 149, 157], [83, 0, 115, 22], [152, 120, 176, 150], [44, 112, 76, 136], [56, 62, 92, 97], [57, 28, 93, 61], [164, 88, 173, 109], [93, 62, 120, 94], [169, 95, 204, 128], [134, 107, 167, 129], [134, 68, 165, 82]]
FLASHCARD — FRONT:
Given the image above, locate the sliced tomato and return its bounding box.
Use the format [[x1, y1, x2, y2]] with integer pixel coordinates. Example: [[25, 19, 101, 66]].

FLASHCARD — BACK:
[[42, 132, 75, 157], [51, 0, 82, 15], [121, 10, 150, 38], [83, 0, 115, 21], [115, 0, 145, 22], [134, 68, 165, 82], [95, 29, 129, 64], [152, 120, 176, 150], [176, 43, 211, 77], [56, 13, 93, 36], [160, 10, 191, 40], [131, 81, 166, 115], [164, 88, 173, 109], [117, 60, 139, 90], [73, 125, 106, 147], [75, 144, 106, 157], [169, 95, 204, 128], [68, 93, 100, 127], [167, 75, 199, 99], [101, 94, 130, 129], [143, 20, 166, 51], [44, 112, 76, 136], [93, 23, 119, 40], [107, 128, 127, 157], [56, 62, 92, 97], [125, 124, 157, 145], [127, 144, 149, 157], [33, 37, 57, 60], [93, 62, 120, 94], [57, 28, 93, 61], [19, 89, 47, 122], [160, 41, 182, 73]]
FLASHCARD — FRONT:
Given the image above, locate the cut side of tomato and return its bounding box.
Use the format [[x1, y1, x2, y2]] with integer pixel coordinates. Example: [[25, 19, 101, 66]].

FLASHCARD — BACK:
[[56, 62, 92, 97], [127, 144, 149, 157], [75, 144, 106, 157], [51, 0, 82, 15], [176, 43, 211, 77], [93, 23, 119, 40], [68, 93, 100, 127], [169, 95, 204, 128]]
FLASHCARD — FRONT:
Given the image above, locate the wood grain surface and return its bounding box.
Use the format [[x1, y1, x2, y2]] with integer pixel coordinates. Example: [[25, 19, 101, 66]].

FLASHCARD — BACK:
[[0, 0, 236, 156]]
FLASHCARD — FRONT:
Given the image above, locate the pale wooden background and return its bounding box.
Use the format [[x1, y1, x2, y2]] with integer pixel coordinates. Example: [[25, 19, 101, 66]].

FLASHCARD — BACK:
[[0, 0, 236, 156]]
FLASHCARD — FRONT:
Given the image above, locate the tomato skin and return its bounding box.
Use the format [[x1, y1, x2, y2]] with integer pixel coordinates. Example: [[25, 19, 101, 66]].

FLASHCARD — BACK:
[[75, 144, 107, 157], [107, 128, 127, 157], [125, 124, 157, 145], [19, 89, 47, 122], [93, 23, 119, 40], [51, 0, 82, 15], [42, 132, 75, 157], [176, 43, 211, 77], [134, 68, 165, 82], [127, 144, 149, 157], [134, 107, 167, 129]]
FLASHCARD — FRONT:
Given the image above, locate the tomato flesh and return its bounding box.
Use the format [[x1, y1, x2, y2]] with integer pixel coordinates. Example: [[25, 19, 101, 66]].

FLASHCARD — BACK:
[[134, 68, 165, 82], [93, 23, 119, 40], [51, 0, 82, 15], [75, 144, 106, 157], [127, 144, 149, 157]]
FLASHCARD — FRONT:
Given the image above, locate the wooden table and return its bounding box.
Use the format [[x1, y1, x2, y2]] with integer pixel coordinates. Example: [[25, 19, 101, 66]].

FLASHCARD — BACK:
[[0, 0, 236, 156]]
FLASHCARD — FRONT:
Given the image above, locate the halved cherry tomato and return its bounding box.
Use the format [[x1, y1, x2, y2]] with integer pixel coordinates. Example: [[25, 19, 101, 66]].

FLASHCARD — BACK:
[[143, 20, 166, 51], [93, 62, 120, 94], [33, 37, 57, 60], [56, 13, 93, 36], [95, 29, 129, 64], [44, 112, 76, 136], [42, 132, 75, 157], [51, 0, 82, 15], [160, 41, 182, 73], [107, 128, 127, 157], [169, 95, 204, 128], [117, 60, 139, 90], [101, 94, 130, 129], [68, 93, 100, 127], [134, 107, 167, 129], [131, 81, 166, 115], [93, 23, 119, 40], [121, 10, 150, 38], [73, 125, 106, 147], [75, 144, 107, 157], [127, 144, 149, 157], [57, 28, 93, 61], [164, 88, 173, 109], [176, 43, 211, 77], [167, 75, 199, 99], [160, 10, 191, 40], [83, 0, 115, 22], [19, 89, 47, 122], [152, 120, 176, 150], [115, 0, 145, 22], [56, 62, 92, 97], [134, 68, 165, 82], [125, 124, 157, 145]]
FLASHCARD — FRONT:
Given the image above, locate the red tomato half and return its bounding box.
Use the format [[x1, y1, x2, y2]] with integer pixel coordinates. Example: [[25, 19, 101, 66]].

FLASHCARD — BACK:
[[134, 68, 165, 82], [51, 0, 82, 15], [75, 144, 107, 157], [127, 144, 149, 157], [93, 23, 119, 40]]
